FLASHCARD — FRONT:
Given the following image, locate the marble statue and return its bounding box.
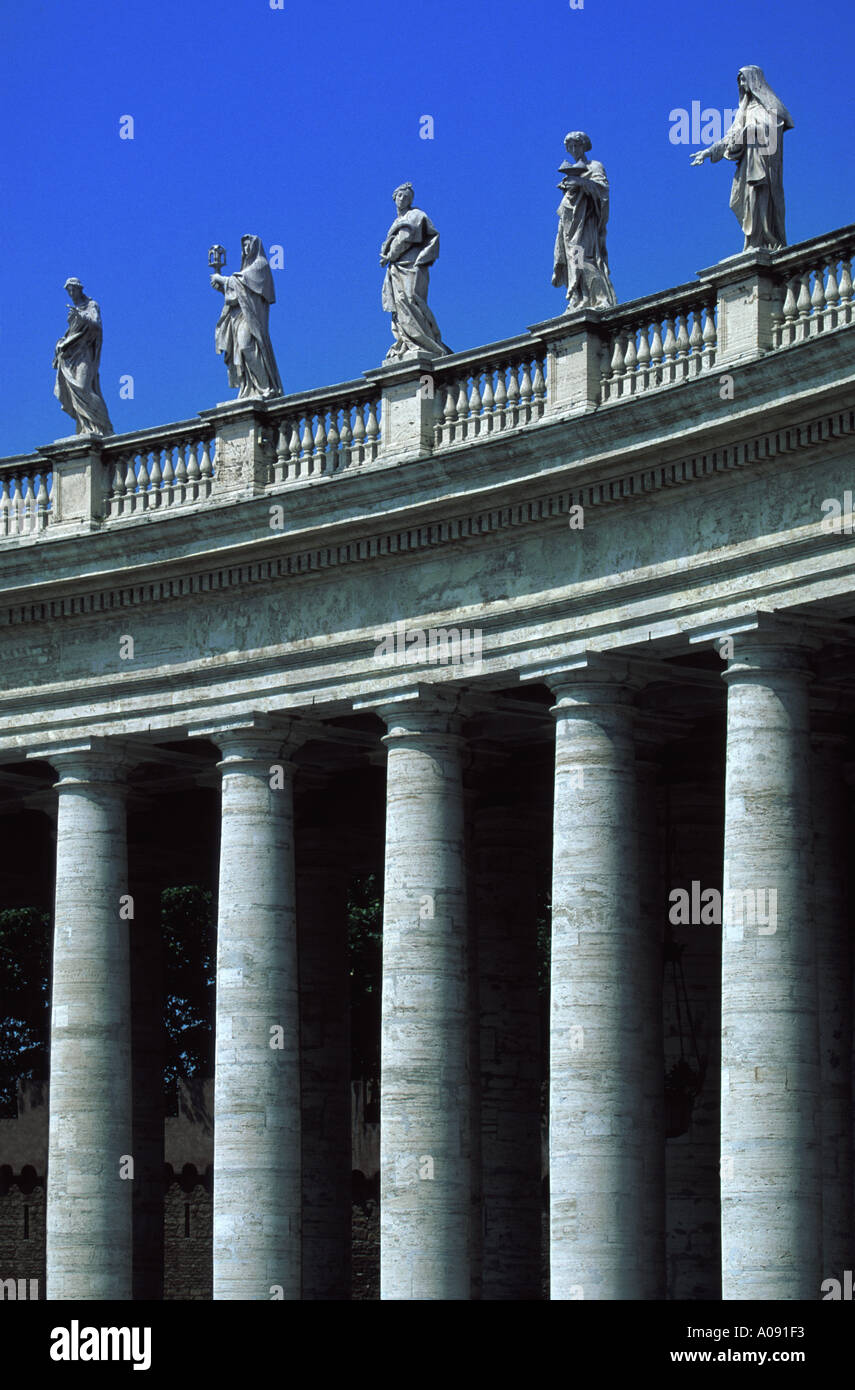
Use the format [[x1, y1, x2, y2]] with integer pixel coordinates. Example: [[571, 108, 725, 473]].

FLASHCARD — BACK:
[[552, 132, 617, 312], [690, 66, 793, 251], [211, 235, 283, 399], [380, 184, 450, 361], [53, 279, 114, 436]]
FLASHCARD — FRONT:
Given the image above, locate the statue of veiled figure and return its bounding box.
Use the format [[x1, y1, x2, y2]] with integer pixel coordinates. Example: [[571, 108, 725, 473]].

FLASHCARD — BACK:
[[53, 279, 114, 436], [210, 235, 283, 399], [690, 66, 793, 252]]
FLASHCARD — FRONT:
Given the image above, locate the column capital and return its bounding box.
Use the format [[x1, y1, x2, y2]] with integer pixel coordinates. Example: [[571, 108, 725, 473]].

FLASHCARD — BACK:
[[27, 736, 132, 787], [354, 683, 471, 740], [194, 714, 305, 766]]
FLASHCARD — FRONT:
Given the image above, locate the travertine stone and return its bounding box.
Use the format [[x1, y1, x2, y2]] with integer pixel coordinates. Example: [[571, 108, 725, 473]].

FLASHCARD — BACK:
[[206, 719, 300, 1299], [720, 632, 820, 1299], [38, 741, 132, 1299], [380, 184, 449, 362], [544, 659, 662, 1299], [52, 279, 114, 436], [371, 689, 470, 1299], [697, 251, 780, 364], [813, 734, 852, 1287]]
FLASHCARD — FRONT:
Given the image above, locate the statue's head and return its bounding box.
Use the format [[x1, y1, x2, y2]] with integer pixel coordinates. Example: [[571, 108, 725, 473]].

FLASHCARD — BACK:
[[563, 131, 592, 161], [240, 235, 263, 265], [393, 183, 414, 212], [64, 277, 84, 302]]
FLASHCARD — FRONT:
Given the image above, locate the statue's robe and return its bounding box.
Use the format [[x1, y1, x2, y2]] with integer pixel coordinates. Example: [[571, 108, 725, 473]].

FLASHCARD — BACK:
[[216, 237, 283, 398], [381, 208, 449, 359], [552, 161, 617, 310], [54, 298, 114, 435], [708, 76, 791, 250]]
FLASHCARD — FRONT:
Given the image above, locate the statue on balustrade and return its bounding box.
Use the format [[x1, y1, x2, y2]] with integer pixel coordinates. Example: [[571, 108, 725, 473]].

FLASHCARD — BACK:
[[552, 131, 618, 312], [210, 235, 283, 399], [690, 66, 793, 252], [52, 279, 114, 435], [380, 183, 450, 361]]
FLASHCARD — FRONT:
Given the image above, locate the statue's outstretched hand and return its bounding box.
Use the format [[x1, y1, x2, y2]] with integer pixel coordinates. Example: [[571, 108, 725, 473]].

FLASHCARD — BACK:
[[689, 149, 709, 166]]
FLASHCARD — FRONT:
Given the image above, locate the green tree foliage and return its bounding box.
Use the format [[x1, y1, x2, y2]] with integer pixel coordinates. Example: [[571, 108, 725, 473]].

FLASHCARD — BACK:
[[0, 907, 50, 1117], [161, 885, 215, 1111]]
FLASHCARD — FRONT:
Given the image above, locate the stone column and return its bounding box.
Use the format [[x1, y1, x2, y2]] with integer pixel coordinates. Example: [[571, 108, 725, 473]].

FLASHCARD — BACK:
[[373, 691, 470, 1300], [719, 631, 820, 1299], [297, 824, 351, 1300], [41, 741, 132, 1300], [543, 658, 661, 1300], [813, 733, 851, 1288], [206, 719, 301, 1300]]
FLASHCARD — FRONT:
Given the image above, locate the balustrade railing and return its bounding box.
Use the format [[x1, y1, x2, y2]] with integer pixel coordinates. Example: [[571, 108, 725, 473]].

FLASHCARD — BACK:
[[269, 388, 382, 483], [434, 349, 547, 448], [600, 296, 717, 403], [772, 242, 855, 347], [103, 428, 216, 518], [0, 457, 51, 536]]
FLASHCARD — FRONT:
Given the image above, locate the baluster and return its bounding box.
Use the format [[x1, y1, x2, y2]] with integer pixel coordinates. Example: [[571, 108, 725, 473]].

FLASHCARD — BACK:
[[506, 363, 521, 421], [110, 458, 126, 515], [200, 438, 214, 493], [325, 409, 340, 473], [701, 305, 717, 364], [36, 473, 49, 528], [352, 405, 366, 465], [688, 308, 704, 375], [365, 400, 380, 458], [7, 477, 18, 534], [187, 440, 201, 499], [675, 313, 690, 371], [622, 328, 637, 394], [0, 478, 8, 536], [300, 416, 314, 473], [810, 264, 827, 334], [796, 271, 812, 337], [162, 446, 175, 504], [839, 255, 854, 325], [532, 357, 546, 412], [469, 374, 483, 436], [21, 476, 34, 533], [493, 370, 507, 429], [174, 441, 188, 501], [662, 315, 677, 382], [124, 457, 137, 514], [636, 323, 651, 389], [519, 361, 533, 421], [339, 406, 353, 468], [135, 453, 149, 512], [438, 383, 457, 445], [311, 414, 326, 475], [148, 449, 162, 508], [456, 379, 470, 438], [607, 332, 625, 400], [824, 260, 840, 331], [274, 422, 289, 483], [481, 370, 495, 432], [650, 321, 664, 383]]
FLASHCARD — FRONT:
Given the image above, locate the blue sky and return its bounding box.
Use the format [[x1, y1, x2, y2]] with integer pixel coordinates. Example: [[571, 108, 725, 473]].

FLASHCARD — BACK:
[[0, 0, 851, 457]]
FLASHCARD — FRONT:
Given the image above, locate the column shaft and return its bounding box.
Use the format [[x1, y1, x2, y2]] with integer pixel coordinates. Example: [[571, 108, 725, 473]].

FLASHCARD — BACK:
[[379, 702, 470, 1299], [212, 731, 300, 1299], [47, 748, 132, 1300], [720, 641, 820, 1299]]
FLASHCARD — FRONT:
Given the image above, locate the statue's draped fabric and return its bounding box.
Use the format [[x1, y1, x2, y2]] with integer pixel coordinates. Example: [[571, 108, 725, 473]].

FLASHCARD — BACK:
[[381, 208, 448, 360], [54, 298, 113, 435], [552, 161, 617, 311], [709, 66, 793, 250], [215, 236, 282, 398]]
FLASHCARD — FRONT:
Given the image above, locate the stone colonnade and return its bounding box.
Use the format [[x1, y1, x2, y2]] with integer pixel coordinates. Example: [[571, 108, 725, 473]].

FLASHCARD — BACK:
[[32, 622, 854, 1299]]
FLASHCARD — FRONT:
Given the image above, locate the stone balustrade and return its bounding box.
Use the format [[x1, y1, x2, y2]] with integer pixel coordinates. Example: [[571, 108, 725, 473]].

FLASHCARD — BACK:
[[599, 291, 718, 403], [1, 222, 852, 544], [772, 234, 855, 347], [432, 342, 548, 448], [268, 384, 382, 484], [0, 456, 51, 535], [103, 426, 217, 519]]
